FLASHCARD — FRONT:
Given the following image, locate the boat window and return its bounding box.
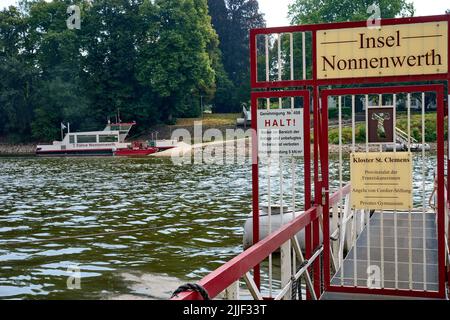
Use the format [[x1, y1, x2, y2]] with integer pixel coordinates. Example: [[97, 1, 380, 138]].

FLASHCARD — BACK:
[[69, 135, 75, 144], [77, 135, 97, 143], [99, 135, 118, 143]]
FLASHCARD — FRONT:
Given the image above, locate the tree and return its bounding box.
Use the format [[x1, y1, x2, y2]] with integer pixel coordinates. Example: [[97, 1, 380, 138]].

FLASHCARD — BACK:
[[207, 0, 265, 112], [207, 0, 237, 113], [137, 0, 218, 123], [0, 0, 225, 142], [26, 0, 90, 140], [0, 5, 37, 141], [288, 0, 415, 25], [80, 0, 144, 128]]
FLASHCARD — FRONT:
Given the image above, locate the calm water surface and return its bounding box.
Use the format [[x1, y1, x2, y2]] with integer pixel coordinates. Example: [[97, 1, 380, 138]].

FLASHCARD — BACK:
[[0, 154, 437, 299]]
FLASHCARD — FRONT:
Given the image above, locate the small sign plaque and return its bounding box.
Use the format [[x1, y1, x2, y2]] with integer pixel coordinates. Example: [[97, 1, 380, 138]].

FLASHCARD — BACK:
[[350, 152, 413, 210]]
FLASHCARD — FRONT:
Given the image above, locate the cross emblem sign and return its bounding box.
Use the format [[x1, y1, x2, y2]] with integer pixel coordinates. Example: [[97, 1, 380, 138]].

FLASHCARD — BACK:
[[371, 112, 391, 139]]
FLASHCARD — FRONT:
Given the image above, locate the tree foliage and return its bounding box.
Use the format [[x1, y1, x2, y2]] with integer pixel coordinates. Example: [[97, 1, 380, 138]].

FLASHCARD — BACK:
[[207, 0, 265, 113], [0, 0, 225, 141], [288, 0, 415, 25]]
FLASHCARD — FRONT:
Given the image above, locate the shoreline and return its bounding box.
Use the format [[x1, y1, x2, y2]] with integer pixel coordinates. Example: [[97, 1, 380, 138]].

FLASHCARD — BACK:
[[0, 144, 36, 156], [0, 141, 440, 157]]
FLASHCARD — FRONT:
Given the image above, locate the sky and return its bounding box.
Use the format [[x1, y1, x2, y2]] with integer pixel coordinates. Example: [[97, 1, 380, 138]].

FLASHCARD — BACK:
[[0, 0, 449, 27]]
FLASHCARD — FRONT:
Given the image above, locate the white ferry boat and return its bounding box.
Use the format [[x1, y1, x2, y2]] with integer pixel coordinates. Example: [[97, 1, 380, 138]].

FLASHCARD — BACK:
[[36, 122, 174, 157]]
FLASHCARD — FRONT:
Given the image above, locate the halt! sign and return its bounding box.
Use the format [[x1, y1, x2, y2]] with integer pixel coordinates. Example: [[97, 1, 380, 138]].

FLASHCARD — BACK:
[[257, 109, 304, 157], [350, 152, 413, 210], [317, 21, 448, 79]]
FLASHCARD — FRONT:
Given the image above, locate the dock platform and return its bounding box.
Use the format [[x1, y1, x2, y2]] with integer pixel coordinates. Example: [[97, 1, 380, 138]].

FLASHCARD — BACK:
[[322, 211, 442, 299]]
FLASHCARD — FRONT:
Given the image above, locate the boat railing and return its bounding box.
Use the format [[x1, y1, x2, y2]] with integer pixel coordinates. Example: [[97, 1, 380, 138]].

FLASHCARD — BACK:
[[171, 184, 352, 300]]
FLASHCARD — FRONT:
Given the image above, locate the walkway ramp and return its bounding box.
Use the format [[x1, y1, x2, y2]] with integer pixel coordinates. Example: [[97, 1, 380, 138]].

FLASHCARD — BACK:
[[322, 210, 441, 300]]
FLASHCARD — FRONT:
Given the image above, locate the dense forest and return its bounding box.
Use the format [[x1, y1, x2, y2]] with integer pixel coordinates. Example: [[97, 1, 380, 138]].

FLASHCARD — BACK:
[[0, 0, 265, 142], [0, 0, 418, 143]]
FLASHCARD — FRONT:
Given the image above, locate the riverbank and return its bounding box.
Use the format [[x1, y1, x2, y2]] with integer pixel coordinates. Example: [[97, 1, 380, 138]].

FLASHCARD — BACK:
[[0, 141, 440, 156], [0, 143, 36, 155]]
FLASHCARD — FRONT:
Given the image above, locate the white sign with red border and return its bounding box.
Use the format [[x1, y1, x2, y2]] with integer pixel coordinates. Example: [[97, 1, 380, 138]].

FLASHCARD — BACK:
[[257, 109, 304, 157]]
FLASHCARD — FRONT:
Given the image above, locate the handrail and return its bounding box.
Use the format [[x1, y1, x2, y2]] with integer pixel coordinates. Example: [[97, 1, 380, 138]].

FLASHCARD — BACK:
[[172, 185, 352, 300], [171, 206, 319, 300], [329, 184, 351, 206], [395, 126, 418, 144]]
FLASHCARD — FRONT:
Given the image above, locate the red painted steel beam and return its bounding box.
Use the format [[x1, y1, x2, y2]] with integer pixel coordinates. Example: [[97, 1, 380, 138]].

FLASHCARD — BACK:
[[321, 92, 331, 292], [250, 89, 260, 288], [171, 206, 319, 300], [250, 15, 449, 89], [251, 14, 449, 34], [321, 84, 445, 96]]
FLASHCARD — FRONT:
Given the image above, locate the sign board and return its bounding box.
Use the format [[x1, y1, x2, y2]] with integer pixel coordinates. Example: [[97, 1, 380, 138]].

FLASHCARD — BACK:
[[257, 109, 304, 157], [350, 152, 413, 210], [368, 107, 394, 143], [317, 21, 448, 79]]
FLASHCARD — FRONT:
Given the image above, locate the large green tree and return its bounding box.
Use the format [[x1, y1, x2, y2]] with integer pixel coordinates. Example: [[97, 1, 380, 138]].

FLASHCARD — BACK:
[[0, 0, 224, 141], [137, 0, 217, 123], [207, 0, 265, 112], [26, 0, 90, 140], [0, 5, 37, 141], [288, 0, 415, 25]]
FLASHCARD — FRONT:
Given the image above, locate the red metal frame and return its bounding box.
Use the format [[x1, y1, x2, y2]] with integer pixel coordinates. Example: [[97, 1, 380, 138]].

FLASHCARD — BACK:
[[320, 84, 447, 299], [250, 90, 311, 290], [172, 14, 450, 301], [250, 14, 450, 89], [249, 15, 450, 299]]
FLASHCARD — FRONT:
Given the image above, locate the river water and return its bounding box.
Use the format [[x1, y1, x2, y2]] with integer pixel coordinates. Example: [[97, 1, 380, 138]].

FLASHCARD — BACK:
[[0, 154, 437, 299]]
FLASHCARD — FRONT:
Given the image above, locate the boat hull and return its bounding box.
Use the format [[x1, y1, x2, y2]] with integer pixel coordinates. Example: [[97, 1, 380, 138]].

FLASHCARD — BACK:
[[114, 148, 159, 157]]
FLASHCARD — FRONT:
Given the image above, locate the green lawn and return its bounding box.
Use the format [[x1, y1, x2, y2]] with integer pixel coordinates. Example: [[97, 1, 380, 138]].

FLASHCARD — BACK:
[[175, 113, 240, 127]]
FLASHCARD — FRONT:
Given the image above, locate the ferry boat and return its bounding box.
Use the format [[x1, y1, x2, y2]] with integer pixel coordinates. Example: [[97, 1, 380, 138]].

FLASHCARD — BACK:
[[36, 122, 174, 157]]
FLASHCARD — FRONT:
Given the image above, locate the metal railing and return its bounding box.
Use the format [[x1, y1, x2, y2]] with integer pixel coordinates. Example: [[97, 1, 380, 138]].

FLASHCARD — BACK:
[[171, 186, 352, 300]]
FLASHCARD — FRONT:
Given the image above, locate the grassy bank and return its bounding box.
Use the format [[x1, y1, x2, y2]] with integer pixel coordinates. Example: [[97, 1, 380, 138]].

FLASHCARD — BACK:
[[175, 113, 240, 127]]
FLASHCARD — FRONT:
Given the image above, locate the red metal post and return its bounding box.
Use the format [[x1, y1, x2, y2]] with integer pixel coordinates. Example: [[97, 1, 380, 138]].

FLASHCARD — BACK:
[[321, 92, 331, 291], [251, 92, 260, 288], [437, 87, 446, 298], [304, 91, 312, 300], [312, 28, 321, 296]]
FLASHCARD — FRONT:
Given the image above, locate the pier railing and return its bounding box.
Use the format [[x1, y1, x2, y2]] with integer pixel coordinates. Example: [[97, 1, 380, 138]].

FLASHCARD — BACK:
[[171, 186, 352, 300]]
